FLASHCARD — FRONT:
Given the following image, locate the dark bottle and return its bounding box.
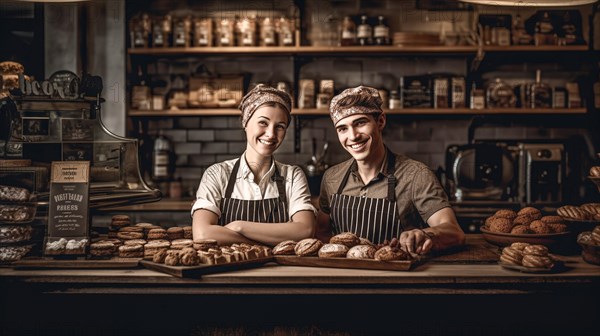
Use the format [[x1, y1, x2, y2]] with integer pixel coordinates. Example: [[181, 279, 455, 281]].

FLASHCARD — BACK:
[[374, 16, 390, 45], [340, 16, 356, 46], [357, 15, 372, 46], [152, 134, 174, 182]]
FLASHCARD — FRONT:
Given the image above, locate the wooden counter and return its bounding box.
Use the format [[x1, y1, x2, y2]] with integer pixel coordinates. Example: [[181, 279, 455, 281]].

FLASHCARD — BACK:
[[1, 236, 599, 335]]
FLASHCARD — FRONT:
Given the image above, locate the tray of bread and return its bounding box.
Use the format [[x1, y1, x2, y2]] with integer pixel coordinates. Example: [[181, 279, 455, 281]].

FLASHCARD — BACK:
[[272, 234, 418, 271], [498, 242, 566, 274], [139, 240, 273, 278]]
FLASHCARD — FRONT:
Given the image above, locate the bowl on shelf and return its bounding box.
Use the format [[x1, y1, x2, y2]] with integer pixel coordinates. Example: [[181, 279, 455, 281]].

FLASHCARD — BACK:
[[480, 226, 571, 252]]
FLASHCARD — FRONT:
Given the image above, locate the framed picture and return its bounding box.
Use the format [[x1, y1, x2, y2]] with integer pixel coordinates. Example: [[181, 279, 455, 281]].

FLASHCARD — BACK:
[[62, 143, 93, 161], [61, 118, 95, 141], [21, 117, 50, 142]]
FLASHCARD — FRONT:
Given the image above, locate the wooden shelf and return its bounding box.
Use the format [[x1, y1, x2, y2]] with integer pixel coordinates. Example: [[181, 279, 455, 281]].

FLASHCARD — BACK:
[[129, 107, 587, 117], [127, 45, 588, 56], [107, 198, 194, 212]]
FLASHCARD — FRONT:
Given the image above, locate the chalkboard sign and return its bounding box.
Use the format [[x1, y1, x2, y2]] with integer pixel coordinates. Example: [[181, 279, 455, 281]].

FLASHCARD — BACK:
[[45, 161, 90, 256]]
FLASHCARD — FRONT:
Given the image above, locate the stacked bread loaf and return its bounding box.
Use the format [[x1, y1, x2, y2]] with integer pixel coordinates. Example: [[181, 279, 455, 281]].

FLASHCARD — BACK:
[[272, 232, 412, 261], [485, 207, 568, 234], [500, 242, 555, 269]]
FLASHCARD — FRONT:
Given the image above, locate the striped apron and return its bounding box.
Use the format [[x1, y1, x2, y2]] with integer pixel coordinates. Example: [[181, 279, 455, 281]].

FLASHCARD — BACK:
[[330, 150, 404, 244], [218, 159, 289, 225]]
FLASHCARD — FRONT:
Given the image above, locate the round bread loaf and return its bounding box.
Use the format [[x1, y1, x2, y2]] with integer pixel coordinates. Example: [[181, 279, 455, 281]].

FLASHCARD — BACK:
[[494, 209, 517, 220], [347, 245, 376, 259], [318, 243, 348, 258], [272, 240, 296, 255], [294, 238, 323, 256], [374, 246, 408, 261], [517, 207, 542, 220], [489, 217, 513, 233], [590, 166, 600, 177], [557, 205, 591, 220], [330, 232, 361, 247], [529, 220, 551, 234]]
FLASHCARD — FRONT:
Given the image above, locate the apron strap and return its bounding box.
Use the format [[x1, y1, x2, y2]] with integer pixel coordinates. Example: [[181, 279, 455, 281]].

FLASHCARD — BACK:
[[223, 158, 241, 199], [271, 163, 287, 205]]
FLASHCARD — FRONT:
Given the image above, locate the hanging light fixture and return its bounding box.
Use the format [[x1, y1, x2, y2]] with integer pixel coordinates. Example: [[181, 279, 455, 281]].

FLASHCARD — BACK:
[[459, 0, 597, 6]]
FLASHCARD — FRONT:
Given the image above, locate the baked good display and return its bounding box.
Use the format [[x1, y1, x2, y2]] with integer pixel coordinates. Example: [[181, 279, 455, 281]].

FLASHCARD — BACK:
[[294, 238, 323, 256], [346, 245, 377, 259], [330, 232, 361, 247], [0, 185, 31, 202], [318, 243, 349, 258], [500, 242, 555, 270], [484, 206, 570, 235], [272, 240, 297, 255]]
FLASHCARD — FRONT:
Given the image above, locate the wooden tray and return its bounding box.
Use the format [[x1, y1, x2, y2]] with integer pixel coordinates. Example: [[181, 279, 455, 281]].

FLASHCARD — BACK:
[[140, 256, 274, 278], [273, 255, 417, 271], [13, 257, 142, 269]]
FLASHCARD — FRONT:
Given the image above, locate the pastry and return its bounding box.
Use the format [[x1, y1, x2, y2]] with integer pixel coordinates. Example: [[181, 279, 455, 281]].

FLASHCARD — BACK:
[[590, 166, 600, 177], [529, 220, 551, 234], [170, 238, 194, 250], [591, 226, 600, 244], [0, 225, 33, 243], [510, 242, 530, 251], [0, 61, 25, 74], [488, 217, 513, 233], [124, 239, 147, 246], [557, 205, 591, 220], [510, 225, 530, 234], [179, 247, 200, 266], [272, 240, 297, 255], [0, 184, 30, 202], [0, 204, 34, 222], [580, 203, 600, 216], [183, 226, 193, 239], [193, 239, 219, 251], [521, 254, 553, 268], [494, 209, 517, 220], [117, 231, 144, 240], [523, 244, 549, 257], [548, 223, 567, 233], [89, 242, 115, 257], [65, 239, 88, 254], [153, 249, 168, 263], [164, 250, 180, 266], [118, 244, 144, 258], [144, 240, 170, 260], [500, 246, 523, 265], [513, 215, 533, 226], [197, 250, 215, 264], [147, 228, 168, 240], [517, 207, 542, 220], [347, 245, 376, 259], [330, 232, 361, 248], [540, 215, 564, 225], [294, 238, 323, 256], [167, 227, 184, 240], [318, 243, 349, 258], [374, 246, 408, 261], [0, 245, 32, 262]]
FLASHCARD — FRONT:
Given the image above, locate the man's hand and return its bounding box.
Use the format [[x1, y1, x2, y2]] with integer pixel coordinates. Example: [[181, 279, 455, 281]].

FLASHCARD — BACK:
[[399, 229, 434, 256]]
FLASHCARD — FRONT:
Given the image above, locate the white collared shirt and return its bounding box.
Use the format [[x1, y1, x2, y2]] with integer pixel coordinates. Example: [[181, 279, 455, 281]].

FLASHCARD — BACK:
[[191, 154, 317, 219]]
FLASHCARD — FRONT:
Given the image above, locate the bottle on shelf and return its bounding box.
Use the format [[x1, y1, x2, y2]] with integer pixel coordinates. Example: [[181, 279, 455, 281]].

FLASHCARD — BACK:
[[389, 90, 401, 109], [131, 66, 151, 110], [152, 134, 175, 183], [193, 17, 212, 47], [534, 11, 557, 46], [530, 70, 552, 108], [260, 17, 276, 46], [340, 16, 356, 46], [469, 83, 485, 110], [357, 15, 372, 46], [278, 17, 295, 46], [374, 16, 390, 46]]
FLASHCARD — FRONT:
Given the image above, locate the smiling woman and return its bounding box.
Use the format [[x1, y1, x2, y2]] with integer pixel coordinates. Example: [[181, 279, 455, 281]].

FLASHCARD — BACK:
[[191, 84, 317, 247]]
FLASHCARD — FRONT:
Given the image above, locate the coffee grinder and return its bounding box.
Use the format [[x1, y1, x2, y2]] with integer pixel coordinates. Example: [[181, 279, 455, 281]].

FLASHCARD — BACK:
[[518, 143, 564, 204]]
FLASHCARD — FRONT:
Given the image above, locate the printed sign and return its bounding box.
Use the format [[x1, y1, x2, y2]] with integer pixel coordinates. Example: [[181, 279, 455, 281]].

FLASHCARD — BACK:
[[45, 161, 90, 256]]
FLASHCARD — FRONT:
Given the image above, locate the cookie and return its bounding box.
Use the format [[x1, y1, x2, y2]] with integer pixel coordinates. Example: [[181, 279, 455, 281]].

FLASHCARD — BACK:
[[522, 254, 553, 268], [488, 217, 513, 233], [170, 238, 193, 250], [124, 239, 147, 246], [513, 214, 533, 226], [529, 220, 551, 234], [510, 225, 530, 234], [167, 227, 184, 240], [510, 242, 530, 251], [272, 240, 297, 255], [540, 216, 564, 225], [548, 223, 567, 233], [147, 228, 168, 240], [118, 244, 143, 258], [500, 247, 523, 265], [330, 232, 361, 247], [183, 226, 193, 239], [294, 238, 323, 256], [180, 247, 200, 266], [152, 249, 168, 263], [164, 250, 180, 266], [318, 243, 348, 258], [117, 231, 144, 240], [517, 207, 542, 220], [192, 239, 219, 251], [494, 209, 517, 220], [523, 244, 548, 257], [89, 242, 115, 257]]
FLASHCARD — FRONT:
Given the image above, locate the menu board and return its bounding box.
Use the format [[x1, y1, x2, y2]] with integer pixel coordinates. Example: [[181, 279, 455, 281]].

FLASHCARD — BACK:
[[45, 161, 90, 256]]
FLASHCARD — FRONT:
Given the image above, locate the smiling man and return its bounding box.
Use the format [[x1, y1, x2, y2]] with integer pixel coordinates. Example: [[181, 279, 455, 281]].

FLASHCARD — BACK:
[[316, 86, 464, 255]]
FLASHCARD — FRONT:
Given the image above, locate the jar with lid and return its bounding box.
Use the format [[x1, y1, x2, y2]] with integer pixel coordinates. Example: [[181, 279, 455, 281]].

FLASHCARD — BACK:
[[217, 18, 234, 46], [277, 17, 295, 46], [260, 17, 276, 46], [486, 78, 516, 108], [340, 16, 356, 46]]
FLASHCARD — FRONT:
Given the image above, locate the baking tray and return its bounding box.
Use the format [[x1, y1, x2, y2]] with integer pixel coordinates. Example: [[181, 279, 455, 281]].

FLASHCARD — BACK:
[[273, 255, 418, 271], [140, 256, 274, 278]]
